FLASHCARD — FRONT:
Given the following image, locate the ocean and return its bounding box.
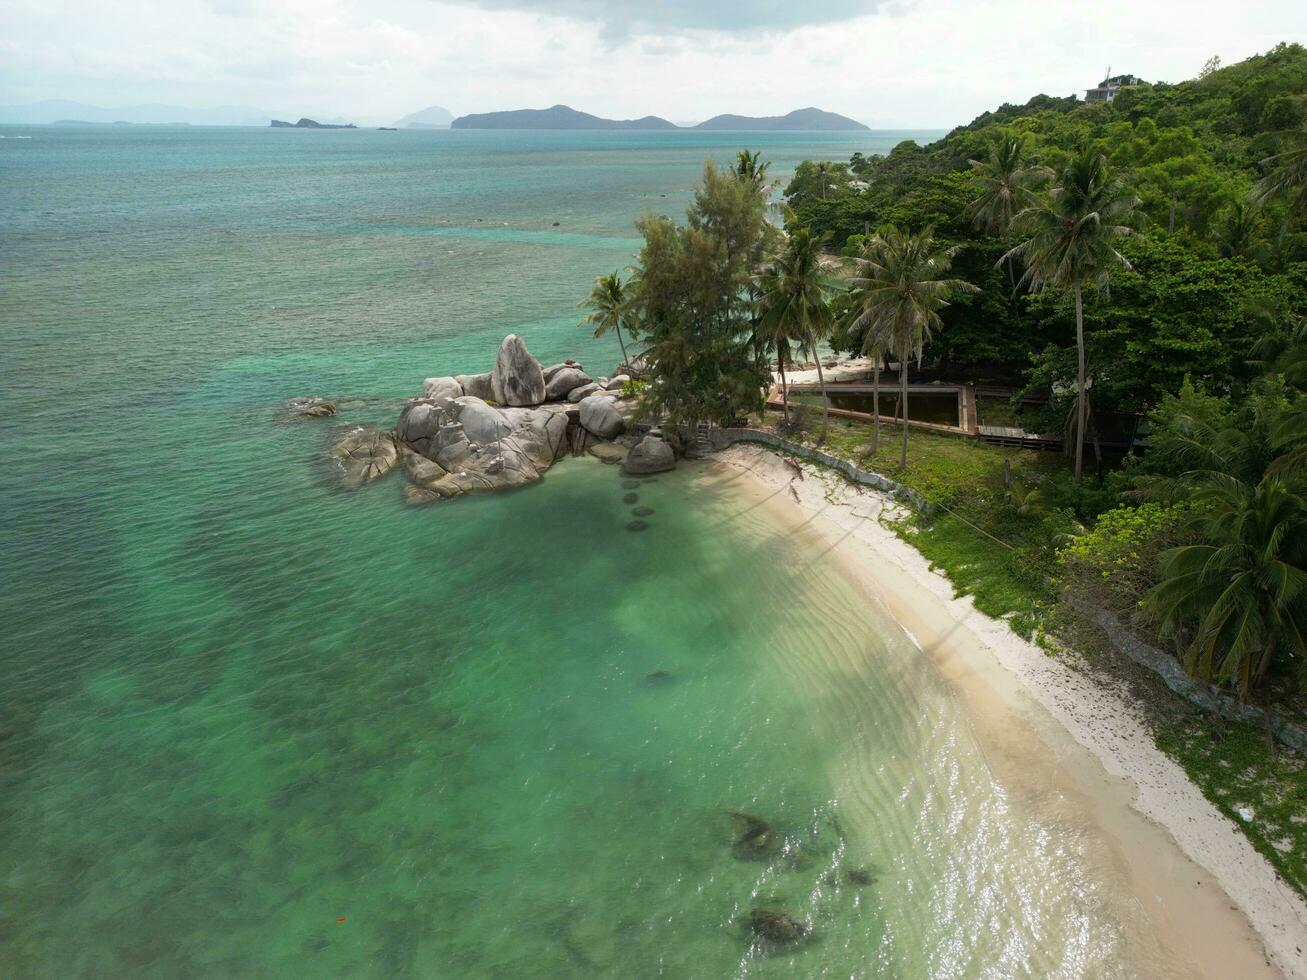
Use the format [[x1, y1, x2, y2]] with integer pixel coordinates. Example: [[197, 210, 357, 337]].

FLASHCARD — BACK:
[[1, 124, 1184, 977]]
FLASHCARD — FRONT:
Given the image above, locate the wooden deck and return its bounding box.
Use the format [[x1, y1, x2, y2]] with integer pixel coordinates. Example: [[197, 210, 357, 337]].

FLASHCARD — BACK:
[[977, 425, 1064, 451]]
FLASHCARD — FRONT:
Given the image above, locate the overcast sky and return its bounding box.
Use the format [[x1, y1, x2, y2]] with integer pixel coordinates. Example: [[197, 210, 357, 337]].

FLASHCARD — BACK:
[[1, 0, 1303, 126]]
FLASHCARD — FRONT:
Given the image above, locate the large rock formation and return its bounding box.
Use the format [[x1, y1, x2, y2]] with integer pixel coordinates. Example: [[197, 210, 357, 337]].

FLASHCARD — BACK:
[[544, 367, 591, 401], [422, 376, 463, 401], [395, 395, 569, 500], [306, 333, 649, 505], [330, 427, 398, 485], [455, 372, 494, 401], [579, 395, 625, 439], [491, 334, 546, 406], [623, 435, 675, 475]]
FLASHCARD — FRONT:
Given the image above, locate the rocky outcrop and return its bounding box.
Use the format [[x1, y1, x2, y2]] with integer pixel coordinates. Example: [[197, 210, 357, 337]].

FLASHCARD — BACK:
[[544, 367, 591, 401], [330, 427, 398, 485], [422, 376, 463, 401], [288, 396, 336, 418], [456, 372, 494, 401], [304, 333, 650, 505], [395, 394, 569, 501], [623, 435, 675, 474], [605, 374, 631, 391], [579, 395, 625, 439], [491, 334, 546, 406]]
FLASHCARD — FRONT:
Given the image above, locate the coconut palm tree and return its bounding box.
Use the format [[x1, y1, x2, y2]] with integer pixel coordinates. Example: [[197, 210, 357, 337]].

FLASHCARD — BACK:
[[579, 271, 632, 367], [1147, 474, 1307, 702], [1251, 125, 1307, 218], [966, 135, 1051, 286], [1002, 149, 1140, 480], [734, 149, 772, 195], [756, 228, 837, 442], [846, 226, 977, 467], [842, 250, 896, 455]]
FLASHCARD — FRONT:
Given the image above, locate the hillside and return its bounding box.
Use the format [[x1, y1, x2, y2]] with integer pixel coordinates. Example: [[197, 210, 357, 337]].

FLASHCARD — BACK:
[[694, 107, 868, 131], [451, 105, 678, 130], [785, 42, 1307, 410]]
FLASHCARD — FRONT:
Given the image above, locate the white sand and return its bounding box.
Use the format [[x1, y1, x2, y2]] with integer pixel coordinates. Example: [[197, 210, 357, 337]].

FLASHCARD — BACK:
[[713, 443, 1307, 979]]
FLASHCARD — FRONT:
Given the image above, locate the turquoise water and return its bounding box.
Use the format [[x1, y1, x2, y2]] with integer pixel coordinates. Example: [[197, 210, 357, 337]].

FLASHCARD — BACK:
[[0, 126, 1170, 977]]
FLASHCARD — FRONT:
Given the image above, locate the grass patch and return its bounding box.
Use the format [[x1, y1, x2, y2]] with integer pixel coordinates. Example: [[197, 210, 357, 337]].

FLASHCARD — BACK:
[[1158, 719, 1307, 900]]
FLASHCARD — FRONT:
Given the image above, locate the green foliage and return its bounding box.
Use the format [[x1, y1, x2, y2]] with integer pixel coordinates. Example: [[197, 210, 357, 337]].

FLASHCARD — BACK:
[[1057, 501, 1193, 612], [579, 270, 635, 364], [785, 43, 1307, 396], [620, 378, 648, 398], [628, 161, 776, 429]]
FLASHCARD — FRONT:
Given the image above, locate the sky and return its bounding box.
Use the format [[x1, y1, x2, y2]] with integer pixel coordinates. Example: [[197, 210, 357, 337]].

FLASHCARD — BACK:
[[0, 0, 1304, 127]]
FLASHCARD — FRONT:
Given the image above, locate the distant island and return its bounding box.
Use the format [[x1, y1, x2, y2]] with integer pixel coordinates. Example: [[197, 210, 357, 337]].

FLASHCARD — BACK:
[[452, 105, 678, 131], [270, 118, 357, 129], [694, 107, 869, 131], [393, 105, 454, 129], [450, 104, 868, 131]]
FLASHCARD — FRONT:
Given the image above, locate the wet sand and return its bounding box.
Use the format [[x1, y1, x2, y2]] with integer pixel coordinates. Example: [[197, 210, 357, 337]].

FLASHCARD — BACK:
[[705, 444, 1307, 979]]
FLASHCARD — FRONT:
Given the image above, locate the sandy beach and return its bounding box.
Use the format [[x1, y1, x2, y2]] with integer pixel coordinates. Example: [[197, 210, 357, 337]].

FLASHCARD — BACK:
[[709, 442, 1307, 979]]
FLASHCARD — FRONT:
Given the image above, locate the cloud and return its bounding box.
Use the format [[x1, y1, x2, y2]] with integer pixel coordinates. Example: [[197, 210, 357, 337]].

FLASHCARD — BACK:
[[437, 0, 897, 37]]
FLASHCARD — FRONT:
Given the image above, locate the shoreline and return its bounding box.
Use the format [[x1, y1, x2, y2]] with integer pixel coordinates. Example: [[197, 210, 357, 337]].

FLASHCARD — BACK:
[[707, 443, 1307, 979]]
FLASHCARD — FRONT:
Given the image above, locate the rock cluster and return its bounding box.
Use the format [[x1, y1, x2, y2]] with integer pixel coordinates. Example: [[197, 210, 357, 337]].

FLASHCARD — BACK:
[[312, 334, 681, 503]]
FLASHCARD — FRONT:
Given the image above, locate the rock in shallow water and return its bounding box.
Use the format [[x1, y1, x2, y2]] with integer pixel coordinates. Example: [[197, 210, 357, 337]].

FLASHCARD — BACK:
[[622, 435, 675, 475], [626, 519, 649, 532], [623, 493, 638, 504], [288, 396, 336, 418], [329, 427, 397, 486], [748, 908, 808, 945], [631, 506, 655, 517]]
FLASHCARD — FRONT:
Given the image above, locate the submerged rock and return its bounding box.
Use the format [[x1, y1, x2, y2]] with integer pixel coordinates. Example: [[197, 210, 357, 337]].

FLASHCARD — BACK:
[[622, 435, 675, 475], [846, 867, 876, 887], [623, 493, 639, 505], [631, 506, 655, 517], [646, 670, 673, 683], [329, 427, 397, 486], [728, 811, 780, 860], [491, 334, 546, 406], [625, 519, 649, 532], [288, 396, 336, 418], [747, 908, 808, 945]]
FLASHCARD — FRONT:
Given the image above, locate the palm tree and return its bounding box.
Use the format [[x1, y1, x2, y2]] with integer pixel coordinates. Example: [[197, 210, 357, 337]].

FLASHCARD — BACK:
[[1212, 200, 1261, 259], [579, 271, 632, 367], [1147, 474, 1307, 702], [846, 226, 977, 467], [1003, 149, 1140, 480], [734, 149, 772, 195], [1251, 125, 1307, 218], [756, 228, 837, 442], [842, 249, 896, 454], [966, 135, 1051, 287]]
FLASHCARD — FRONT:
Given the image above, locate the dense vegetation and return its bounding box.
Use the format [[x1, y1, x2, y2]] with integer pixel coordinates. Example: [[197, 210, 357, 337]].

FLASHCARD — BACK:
[[586, 45, 1307, 713]]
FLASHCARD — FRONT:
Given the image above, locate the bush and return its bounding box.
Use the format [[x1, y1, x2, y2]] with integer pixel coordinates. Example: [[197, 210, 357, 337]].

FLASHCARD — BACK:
[[1056, 501, 1194, 613]]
